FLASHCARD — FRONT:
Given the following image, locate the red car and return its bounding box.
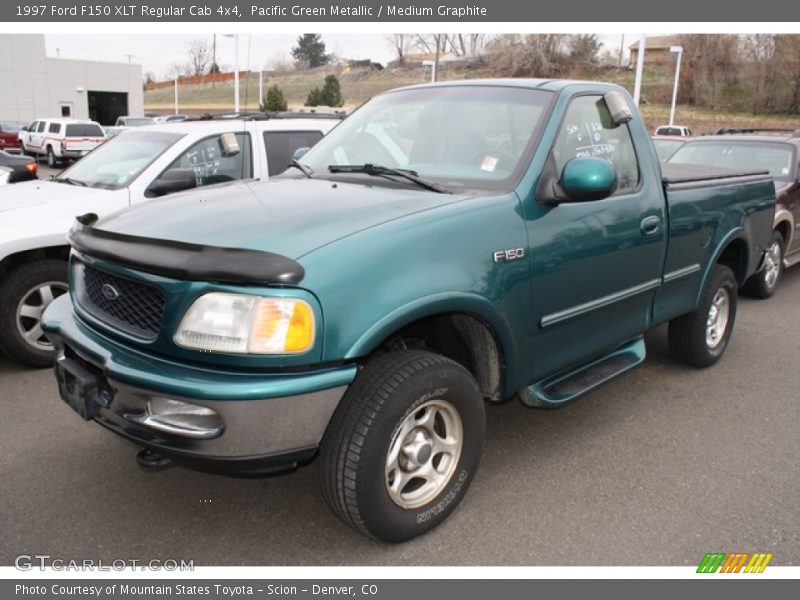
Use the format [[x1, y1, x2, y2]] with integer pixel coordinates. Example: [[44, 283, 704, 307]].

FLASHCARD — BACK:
[[0, 121, 26, 151]]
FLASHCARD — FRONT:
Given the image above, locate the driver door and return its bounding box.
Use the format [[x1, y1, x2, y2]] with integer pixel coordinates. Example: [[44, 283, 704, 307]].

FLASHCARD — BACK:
[[526, 94, 666, 380]]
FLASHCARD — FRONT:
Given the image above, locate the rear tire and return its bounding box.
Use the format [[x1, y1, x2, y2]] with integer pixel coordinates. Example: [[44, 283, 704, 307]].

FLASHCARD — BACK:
[[742, 230, 784, 299], [668, 264, 737, 368], [0, 259, 69, 368], [46, 146, 58, 168], [320, 350, 485, 543]]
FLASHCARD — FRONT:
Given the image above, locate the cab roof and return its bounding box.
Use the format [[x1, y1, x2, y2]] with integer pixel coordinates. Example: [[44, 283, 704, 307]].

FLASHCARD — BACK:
[[387, 78, 627, 94]]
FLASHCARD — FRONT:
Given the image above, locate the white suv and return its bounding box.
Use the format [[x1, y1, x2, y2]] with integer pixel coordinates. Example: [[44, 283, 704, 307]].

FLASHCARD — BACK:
[[0, 115, 341, 366], [18, 119, 106, 167]]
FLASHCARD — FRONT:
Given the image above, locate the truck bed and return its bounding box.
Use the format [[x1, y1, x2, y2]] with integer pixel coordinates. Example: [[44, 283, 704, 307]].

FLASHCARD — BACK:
[[661, 162, 770, 185]]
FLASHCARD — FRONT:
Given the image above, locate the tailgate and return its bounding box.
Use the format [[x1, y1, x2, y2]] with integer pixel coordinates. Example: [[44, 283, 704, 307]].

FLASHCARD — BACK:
[[64, 137, 104, 152]]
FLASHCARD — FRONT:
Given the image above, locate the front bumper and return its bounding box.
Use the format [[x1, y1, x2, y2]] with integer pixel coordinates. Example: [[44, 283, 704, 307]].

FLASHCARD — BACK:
[[42, 295, 356, 473]]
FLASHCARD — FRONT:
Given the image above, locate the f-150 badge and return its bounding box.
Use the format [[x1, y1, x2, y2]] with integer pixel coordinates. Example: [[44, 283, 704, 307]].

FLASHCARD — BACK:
[[493, 248, 525, 263]]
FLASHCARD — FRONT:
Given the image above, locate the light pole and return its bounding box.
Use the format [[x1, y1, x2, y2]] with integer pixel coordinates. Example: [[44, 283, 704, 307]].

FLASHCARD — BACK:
[[669, 45, 683, 127], [223, 34, 240, 113], [633, 35, 646, 106], [174, 69, 179, 115]]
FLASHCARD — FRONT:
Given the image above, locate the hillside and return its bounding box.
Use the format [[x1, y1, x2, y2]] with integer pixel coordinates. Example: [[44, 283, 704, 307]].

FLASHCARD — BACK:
[[145, 64, 800, 134]]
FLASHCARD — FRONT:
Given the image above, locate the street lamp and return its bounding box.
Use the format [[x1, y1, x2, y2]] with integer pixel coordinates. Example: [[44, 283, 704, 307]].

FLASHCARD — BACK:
[[223, 34, 240, 113], [669, 45, 683, 127]]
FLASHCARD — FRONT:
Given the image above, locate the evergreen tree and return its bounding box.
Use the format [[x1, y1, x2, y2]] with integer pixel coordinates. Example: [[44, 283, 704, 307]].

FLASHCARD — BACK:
[[261, 84, 288, 112], [305, 87, 323, 107], [320, 75, 344, 107], [291, 34, 331, 69]]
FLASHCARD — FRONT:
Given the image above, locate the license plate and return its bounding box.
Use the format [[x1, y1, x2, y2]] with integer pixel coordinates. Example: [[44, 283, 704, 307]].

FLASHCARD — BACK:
[[54, 349, 110, 420]]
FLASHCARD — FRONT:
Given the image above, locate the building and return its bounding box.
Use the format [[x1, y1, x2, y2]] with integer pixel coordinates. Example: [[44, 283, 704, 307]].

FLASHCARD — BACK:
[[628, 35, 682, 67], [0, 34, 143, 125]]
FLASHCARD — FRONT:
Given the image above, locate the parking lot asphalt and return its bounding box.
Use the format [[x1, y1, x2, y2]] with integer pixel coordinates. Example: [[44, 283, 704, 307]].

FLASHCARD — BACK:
[[0, 270, 798, 567], [34, 164, 61, 181]]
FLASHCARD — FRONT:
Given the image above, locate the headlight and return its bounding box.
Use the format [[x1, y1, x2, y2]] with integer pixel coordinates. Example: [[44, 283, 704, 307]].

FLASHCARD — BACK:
[[174, 293, 315, 354]]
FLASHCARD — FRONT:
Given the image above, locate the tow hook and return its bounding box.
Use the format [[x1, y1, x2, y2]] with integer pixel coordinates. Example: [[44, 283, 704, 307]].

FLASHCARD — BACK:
[[136, 449, 174, 472]]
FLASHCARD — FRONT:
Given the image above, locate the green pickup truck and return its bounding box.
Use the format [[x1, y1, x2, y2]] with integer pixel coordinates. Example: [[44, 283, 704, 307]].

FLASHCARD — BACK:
[[42, 80, 775, 543]]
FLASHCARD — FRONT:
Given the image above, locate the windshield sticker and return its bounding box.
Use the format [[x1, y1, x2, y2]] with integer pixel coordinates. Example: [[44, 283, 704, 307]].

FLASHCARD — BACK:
[[481, 155, 499, 172]]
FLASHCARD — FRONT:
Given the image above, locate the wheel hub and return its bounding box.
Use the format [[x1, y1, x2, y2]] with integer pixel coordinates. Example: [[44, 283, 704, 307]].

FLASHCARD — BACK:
[[385, 398, 464, 509], [15, 281, 68, 352], [705, 287, 730, 349], [763, 240, 781, 289], [399, 429, 433, 470]]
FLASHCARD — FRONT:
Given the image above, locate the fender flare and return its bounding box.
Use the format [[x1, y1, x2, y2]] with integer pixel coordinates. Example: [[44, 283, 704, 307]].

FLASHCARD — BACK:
[[345, 292, 520, 395], [773, 209, 794, 249], [696, 226, 749, 308]]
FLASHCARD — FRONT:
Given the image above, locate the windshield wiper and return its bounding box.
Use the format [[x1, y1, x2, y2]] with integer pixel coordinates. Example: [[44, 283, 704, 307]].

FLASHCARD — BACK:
[[327, 164, 450, 194], [55, 177, 87, 187], [287, 160, 313, 179]]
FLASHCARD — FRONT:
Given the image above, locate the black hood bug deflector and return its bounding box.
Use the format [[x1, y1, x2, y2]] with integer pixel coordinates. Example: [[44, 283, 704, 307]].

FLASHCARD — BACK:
[[67, 213, 305, 285]]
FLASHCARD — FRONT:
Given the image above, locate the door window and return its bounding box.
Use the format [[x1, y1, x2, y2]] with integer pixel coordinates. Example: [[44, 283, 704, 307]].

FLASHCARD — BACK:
[[48, 122, 60, 134], [264, 130, 323, 176], [160, 132, 252, 187], [36, 122, 46, 133], [554, 95, 640, 194]]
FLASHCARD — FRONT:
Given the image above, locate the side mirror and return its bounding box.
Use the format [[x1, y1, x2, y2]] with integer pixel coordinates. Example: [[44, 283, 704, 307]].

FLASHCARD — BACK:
[[219, 132, 240, 157], [146, 168, 197, 197], [292, 147, 310, 161], [604, 91, 633, 127], [560, 158, 617, 202]]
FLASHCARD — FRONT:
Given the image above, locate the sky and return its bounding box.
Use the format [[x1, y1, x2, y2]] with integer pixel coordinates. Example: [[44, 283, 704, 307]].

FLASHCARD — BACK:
[[43, 33, 639, 80], [45, 33, 410, 78]]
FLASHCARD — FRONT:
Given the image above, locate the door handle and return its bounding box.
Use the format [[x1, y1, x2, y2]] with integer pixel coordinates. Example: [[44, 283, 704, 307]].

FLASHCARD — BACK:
[[640, 215, 661, 236]]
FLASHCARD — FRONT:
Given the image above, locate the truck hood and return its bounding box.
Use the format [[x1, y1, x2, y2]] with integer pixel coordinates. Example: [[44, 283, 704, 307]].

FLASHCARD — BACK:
[[0, 179, 108, 214], [93, 179, 471, 260]]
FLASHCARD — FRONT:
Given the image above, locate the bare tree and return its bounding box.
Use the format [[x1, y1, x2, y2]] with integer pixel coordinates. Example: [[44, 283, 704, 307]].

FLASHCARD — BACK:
[[485, 34, 571, 77], [775, 35, 800, 114], [741, 34, 779, 114], [386, 34, 411, 65], [168, 61, 193, 78], [443, 34, 488, 57], [678, 34, 738, 110], [410, 34, 446, 80], [568, 34, 601, 65], [187, 37, 212, 76], [265, 51, 293, 73]]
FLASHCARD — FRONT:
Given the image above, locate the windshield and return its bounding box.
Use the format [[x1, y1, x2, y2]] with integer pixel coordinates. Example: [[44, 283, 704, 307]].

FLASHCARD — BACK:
[[299, 85, 552, 191], [57, 130, 182, 189], [652, 139, 685, 161], [669, 141, 796, 182]]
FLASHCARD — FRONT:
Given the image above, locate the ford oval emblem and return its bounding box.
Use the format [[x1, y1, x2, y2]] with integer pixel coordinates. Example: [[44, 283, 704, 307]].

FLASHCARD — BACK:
[[101, 283, 120, 301]]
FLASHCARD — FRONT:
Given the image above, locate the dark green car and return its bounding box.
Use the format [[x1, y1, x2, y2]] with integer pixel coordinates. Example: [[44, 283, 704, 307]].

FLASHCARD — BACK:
[[42, 80, 775, 542]]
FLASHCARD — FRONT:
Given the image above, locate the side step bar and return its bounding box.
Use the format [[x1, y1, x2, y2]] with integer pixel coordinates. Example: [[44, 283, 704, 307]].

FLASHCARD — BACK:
[[784, 252, 800, 269], [519, 337, 646, 408]]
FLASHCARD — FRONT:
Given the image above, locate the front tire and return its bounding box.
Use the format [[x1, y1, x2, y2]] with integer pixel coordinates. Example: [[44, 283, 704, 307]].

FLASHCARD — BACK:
[[668, 264, 737, 368], [0, 259, 68, 367], [742, 230, 784, 299], [321, 350, 485, 543]]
